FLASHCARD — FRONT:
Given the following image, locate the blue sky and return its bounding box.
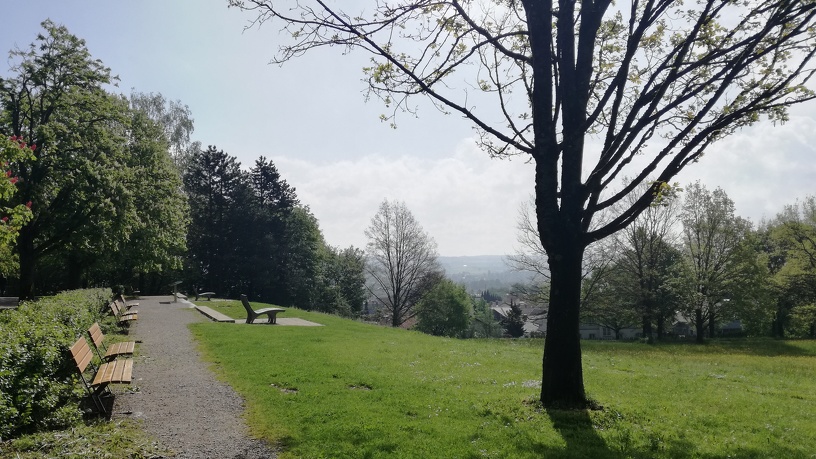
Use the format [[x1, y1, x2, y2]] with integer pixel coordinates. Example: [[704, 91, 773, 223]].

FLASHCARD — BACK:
[[2, 1, 815, 256]]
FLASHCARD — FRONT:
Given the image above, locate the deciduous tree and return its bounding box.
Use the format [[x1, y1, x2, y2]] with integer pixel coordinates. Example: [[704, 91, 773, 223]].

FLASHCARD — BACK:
[[765, 196, 816, 337], [677, 182, 762, 342], [365, 199, 442, 327], [230, 0, 816, 407], [1, 21, 135, 298], [0, 135, 34, 280], [415, 279, 473, 338]]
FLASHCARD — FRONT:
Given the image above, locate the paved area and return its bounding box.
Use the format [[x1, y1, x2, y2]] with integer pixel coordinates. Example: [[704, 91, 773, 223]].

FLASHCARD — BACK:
[[193, 303, 323, 326], [113, 296, 277, 459]]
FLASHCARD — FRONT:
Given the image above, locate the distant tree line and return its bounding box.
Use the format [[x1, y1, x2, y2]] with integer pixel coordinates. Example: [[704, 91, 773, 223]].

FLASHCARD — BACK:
[[512, 182, 816, 341]]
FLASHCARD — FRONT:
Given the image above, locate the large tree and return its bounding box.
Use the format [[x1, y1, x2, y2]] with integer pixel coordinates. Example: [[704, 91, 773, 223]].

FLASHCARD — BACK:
[[365, 199, 442, 327], [184, 145, 250, 296], [765, 196, 816, 337], [230, 0, 816, 407], [129, 91, 195, 173], [616, 190, 682, 341], [0, 21, 136, 298], [677, 182, 763, 342]]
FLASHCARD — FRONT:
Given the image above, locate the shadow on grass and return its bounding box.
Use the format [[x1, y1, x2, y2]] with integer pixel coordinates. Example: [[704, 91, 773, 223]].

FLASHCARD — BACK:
[[659, 338, 816, 357], [586, 338, 816, 357], [509, 407, 809, 459], [544, 408, 622, 459], [505, 408, 696, 459]]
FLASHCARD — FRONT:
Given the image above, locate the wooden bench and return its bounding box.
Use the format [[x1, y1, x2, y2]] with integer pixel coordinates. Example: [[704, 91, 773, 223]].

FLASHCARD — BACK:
[[70, 336, 133, 416], [109, 300, 137, 328], [88, 322, 135, 361], [115, 293, 139, 312], [240, 294, 286, 324]]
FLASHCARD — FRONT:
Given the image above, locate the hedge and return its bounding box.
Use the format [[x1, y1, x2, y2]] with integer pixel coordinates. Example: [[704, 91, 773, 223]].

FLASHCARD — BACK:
[[0, 288, 111, 440]]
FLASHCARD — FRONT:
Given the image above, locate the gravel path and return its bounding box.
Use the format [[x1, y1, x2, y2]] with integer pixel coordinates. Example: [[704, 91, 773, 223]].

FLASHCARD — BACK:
[[113, 296, 276, 459]]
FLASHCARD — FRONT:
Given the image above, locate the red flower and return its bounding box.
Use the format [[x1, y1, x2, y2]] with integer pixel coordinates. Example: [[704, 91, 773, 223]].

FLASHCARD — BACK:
[[5, 170, 10, 177], [9, 136, 16, 141], [10, 177, 18, 184], [25, 201, 32, 209], [1, 217, 7, 223], [29, 144, 36, 150]]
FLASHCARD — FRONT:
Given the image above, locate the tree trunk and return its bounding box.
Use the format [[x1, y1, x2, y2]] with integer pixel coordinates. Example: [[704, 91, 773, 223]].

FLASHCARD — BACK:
[[656, 315, 665, 340], [17, 226, 36, 301], [695, 308, 705, 344], [708, 311, 717, 339], [66, 255, 83, 290], [540, 242, 587, 409], [642, 314, 653, 344], [773, 306, 785, 338]]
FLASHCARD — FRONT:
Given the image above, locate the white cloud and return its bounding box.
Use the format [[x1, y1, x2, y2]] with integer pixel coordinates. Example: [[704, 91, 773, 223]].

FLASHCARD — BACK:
[[274, 138, 536, 256], [273, 114, 816, 256], [676, 115, 816, 224]]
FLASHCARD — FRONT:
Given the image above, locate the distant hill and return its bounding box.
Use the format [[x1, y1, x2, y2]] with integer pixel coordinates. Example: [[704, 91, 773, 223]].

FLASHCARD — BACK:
[[438, 255, 537, 293], [438, 255, 510, 274]]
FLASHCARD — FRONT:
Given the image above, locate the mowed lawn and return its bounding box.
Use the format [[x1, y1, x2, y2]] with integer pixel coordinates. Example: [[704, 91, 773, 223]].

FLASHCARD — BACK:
[[190, 301, 816, 459]]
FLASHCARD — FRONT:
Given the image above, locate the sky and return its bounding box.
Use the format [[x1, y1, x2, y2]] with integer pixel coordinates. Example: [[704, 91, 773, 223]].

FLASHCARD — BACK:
[[1, 1, 814, 256]]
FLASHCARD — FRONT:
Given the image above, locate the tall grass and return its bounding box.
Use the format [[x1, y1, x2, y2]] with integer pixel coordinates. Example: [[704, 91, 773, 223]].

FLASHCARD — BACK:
[[191, 301, 816, 458]]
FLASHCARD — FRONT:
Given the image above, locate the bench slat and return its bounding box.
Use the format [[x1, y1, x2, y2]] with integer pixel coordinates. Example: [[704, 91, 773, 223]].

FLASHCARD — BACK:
[[107, 341, 135, 357], [92, 362, 113, 386], [71, 338, 95, 373], [92, 359, 133, 386], [118, 359, 133, 382]]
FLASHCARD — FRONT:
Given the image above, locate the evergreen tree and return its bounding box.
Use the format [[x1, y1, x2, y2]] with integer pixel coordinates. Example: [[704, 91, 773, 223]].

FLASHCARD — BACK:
[[502, 301, 526, 338]]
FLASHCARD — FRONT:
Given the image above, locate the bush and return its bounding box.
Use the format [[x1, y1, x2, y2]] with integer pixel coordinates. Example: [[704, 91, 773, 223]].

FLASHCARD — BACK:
[[414, 280, 473, 338], [0, 288, 111, 440]]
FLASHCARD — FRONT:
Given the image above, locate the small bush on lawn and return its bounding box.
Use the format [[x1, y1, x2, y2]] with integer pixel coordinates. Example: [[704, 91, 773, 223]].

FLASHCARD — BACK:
[[0, 288, 111, 440]]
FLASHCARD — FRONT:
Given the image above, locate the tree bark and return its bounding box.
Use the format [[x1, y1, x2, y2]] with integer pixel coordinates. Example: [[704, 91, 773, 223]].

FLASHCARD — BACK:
[[708, 311, 717, 339], [656, 315, 665, 340], [540, 240, 587, 408], [642, 314, 654, 344], [695, 308, 705, 344]]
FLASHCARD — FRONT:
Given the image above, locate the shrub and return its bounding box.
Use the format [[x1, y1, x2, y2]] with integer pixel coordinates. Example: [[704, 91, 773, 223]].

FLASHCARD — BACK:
[[0, 288, 111, 440]]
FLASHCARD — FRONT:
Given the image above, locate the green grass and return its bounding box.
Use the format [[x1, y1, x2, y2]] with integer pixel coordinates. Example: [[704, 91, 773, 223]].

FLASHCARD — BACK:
[[0, 420, 172, 458], [190, 301, 816, 459]]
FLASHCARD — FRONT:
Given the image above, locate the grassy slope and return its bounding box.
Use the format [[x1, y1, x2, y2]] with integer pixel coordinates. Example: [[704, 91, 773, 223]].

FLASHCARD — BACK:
[[191, 300, 816, 459]]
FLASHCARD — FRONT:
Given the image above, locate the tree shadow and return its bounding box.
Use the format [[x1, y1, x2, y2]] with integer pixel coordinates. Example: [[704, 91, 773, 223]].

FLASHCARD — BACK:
[[503, 406, 701, 459], [648, 338, 816, 357], [543, 407, 622, 459]]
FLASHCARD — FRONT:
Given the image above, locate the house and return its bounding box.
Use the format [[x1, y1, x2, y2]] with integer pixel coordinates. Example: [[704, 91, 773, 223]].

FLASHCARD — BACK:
[[491, 300, 548, 337], [579, 323, 640, 340]]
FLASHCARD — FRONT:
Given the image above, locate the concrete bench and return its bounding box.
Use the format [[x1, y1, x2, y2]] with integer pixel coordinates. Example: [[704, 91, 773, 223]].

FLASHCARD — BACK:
[[240, 294, 286, 324], [196, 291, 216, 301]]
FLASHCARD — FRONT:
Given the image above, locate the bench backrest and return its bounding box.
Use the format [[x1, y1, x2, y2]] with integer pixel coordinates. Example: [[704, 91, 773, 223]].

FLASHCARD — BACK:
[[88, 322, 104, 348], [70, 336, 95, 374], [240, 294, 254, 315], [109, 301, 122, 317]]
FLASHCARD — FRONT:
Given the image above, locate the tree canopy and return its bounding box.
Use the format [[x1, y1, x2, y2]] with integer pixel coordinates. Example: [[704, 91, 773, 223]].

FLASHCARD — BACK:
[[0, 21, 189, 297]]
